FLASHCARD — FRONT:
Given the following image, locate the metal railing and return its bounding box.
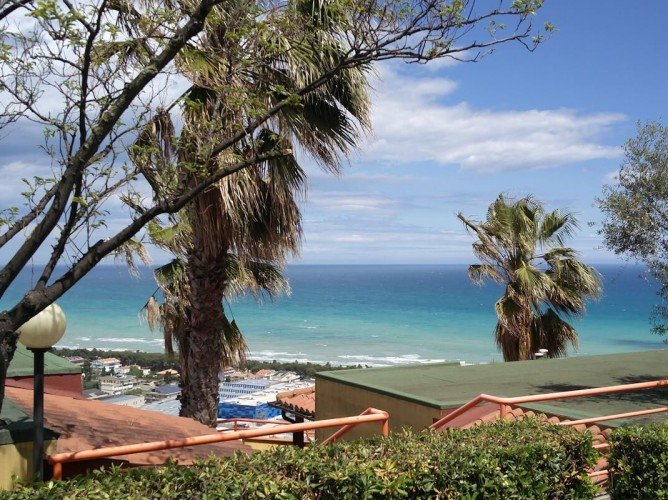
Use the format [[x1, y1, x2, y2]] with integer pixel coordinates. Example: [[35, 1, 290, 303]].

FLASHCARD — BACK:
[[217, 417, 314, 443], [429, 379, 668, 431], [429, 379, 668, 485], [48, 407, 389, 480]]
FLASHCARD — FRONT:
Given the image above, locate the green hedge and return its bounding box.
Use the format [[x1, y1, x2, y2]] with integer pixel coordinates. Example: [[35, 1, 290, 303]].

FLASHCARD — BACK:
[[609, 422, 668, 499], [4, 419, 597, 499]]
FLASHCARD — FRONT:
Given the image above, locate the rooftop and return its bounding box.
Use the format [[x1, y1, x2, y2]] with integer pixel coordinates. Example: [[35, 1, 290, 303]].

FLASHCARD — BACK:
[[0, 398, 58, 445], [142, 399, 181, 416], [273, 386, 316, 418], [317, 350, 668, 423], [93, 358, 121, 364], [101, 395, 144, 404], [154, 384, 181, 395], [6, 387, 251, 465], [7, 345, 81, 377]]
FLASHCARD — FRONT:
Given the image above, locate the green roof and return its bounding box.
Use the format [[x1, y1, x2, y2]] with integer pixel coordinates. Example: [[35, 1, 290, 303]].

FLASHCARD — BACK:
[[7, 344, 81, 378], [317, 350, 668, 424], [0, 398, 59, 445]]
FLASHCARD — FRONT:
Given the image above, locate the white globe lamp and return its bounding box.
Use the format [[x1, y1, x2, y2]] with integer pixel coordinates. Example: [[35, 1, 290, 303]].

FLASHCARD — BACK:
[[17, 303, 66, 482], [18, 303, 67, 349]]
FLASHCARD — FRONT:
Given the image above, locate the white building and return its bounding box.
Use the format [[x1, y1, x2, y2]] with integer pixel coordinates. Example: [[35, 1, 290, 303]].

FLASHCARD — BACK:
[[100, 375, 136, 395], [91, 357, 122, 373]]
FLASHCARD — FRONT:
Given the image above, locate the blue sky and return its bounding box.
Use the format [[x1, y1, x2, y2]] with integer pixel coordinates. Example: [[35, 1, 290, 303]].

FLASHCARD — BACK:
[[297, 1, 668, 264], [0, 1, 666, 267]]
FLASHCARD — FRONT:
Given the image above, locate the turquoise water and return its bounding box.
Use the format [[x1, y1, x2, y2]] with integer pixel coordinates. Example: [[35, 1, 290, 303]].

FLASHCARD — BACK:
[[2, 264, 665, 365]]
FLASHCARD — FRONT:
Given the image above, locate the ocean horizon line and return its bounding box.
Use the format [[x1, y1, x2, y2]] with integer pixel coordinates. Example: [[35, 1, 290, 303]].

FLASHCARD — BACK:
[[4, 262, 650, 269]]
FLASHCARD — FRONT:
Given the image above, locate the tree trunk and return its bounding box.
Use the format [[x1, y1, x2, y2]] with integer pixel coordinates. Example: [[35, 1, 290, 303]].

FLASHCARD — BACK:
[[0, 315, 19, 418], [178, 248, 226, 426]]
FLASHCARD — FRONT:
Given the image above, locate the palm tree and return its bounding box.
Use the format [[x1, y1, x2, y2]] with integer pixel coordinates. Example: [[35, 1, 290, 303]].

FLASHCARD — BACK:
[[135, 0, 371, 425], [458, 195, 602, 362], [143, 243, 289, 418]]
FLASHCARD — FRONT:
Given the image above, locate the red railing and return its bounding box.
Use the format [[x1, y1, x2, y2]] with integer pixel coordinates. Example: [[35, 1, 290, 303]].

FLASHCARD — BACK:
[[429, 379, 668, 484], [48, 407, 389, 480], [217, 417, 313, 443], [430, 379, 668, 430]]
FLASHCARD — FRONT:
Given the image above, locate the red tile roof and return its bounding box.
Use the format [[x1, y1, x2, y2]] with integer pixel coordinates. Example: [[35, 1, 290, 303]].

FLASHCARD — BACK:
[[6, 387, 251, 466], [275, 386, 315, 418]]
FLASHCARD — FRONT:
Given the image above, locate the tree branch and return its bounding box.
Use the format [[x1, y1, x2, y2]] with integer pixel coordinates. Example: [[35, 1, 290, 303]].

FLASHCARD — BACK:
[[0, 0, 221, 298], [8, 149, 292, 324]]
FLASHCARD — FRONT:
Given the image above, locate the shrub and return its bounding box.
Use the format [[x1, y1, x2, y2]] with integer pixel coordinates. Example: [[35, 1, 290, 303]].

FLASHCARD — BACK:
[[3, 418, 597, 499], [609, 422, 668, 499]]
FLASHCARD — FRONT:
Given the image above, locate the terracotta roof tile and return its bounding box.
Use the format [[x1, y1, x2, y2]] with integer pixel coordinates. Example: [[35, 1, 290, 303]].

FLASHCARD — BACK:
[[6, 387, 251, 466], [275, 386, 315, 418]]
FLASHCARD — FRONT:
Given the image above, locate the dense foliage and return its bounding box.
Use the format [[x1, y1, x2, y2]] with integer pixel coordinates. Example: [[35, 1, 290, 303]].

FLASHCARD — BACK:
[[52, 348, 354, 377], [598, 121, 668, 339], [5, 419, 597, 499], [609, 422, 668, 499]]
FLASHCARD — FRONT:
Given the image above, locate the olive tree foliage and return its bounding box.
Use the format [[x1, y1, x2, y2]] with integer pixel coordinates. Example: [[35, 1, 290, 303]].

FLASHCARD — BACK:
[[598, 122, 668, 339], [0, 0, 549, 412]]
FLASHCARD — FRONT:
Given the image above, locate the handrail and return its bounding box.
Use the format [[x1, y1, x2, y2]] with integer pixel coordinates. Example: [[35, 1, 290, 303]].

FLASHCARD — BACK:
[[321, 408, 389, 445], [430, 379, 668, 430], [557, 406, 668, 427], [217, 418, 291, 426], [218, 417, 314, 443], [48, 407, 389, 480]]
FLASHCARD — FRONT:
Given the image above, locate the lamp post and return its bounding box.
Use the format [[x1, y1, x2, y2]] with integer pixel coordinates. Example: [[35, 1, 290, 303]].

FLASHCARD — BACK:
[[17, 303, 67, 481]]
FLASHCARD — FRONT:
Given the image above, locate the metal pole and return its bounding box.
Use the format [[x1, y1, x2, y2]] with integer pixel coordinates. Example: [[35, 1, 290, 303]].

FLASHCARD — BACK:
[[293, 416, 305, 448], [31, 348, 46, 482]]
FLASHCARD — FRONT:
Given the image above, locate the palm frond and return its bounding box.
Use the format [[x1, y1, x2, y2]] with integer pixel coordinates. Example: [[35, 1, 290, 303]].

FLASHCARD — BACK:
[[220, 314, 247, 367], [113, 239, 151, 277], [467, 263, 503, 285]]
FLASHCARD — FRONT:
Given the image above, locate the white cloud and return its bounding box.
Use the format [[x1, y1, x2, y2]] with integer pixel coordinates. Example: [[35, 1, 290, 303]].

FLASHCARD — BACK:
[[602, 170, 619, 185], [308, 191, 405, 217], [363, 67, 625, 173]]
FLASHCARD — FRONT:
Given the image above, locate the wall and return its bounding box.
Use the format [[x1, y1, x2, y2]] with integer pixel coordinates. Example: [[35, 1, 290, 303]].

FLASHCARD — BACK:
[[0, 440, 57, 490], [315, 378, 442, 442]]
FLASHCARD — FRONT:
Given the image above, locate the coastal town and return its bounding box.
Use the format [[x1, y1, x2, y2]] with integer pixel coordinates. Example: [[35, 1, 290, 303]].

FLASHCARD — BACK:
[[63, 354, 315, 424]]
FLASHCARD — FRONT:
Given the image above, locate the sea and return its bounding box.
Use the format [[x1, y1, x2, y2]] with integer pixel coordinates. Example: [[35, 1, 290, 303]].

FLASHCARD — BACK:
[[1, 264, 666, 366]]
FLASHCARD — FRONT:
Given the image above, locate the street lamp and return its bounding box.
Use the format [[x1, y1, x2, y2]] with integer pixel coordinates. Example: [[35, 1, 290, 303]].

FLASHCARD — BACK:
[[17, 303, 67, 481]]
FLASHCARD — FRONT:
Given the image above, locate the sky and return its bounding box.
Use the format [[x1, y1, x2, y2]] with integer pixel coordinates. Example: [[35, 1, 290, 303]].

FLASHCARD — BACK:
[[0, 1, 667, 267], [295, 0, 668, 264]]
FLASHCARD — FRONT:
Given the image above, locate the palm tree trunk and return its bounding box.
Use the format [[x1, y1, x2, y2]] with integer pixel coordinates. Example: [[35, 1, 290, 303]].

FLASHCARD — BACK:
[[179, 247, 226, 426]]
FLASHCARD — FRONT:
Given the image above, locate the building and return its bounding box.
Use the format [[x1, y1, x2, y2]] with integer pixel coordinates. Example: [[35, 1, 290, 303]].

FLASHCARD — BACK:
[[219, 379, 274, 399], [101, 394, 145, 408], [155, 369, 179, 379], [82, 388, 107, 400], [99, 375, 136, 395], [254, 369, 276, 379], [7, 345, 82, 397], [3, 386, 251, 484], [142, 398, 181, 417], [91, 357, 121, 374], [218, 381, 314, 420], [218, 393, 282, 420], [315, 350, 668, 442], [270, 386, 316, 421], [65, 356, 85, 368], [144, 384, 181, 403], [0, 398, 59, 490]]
